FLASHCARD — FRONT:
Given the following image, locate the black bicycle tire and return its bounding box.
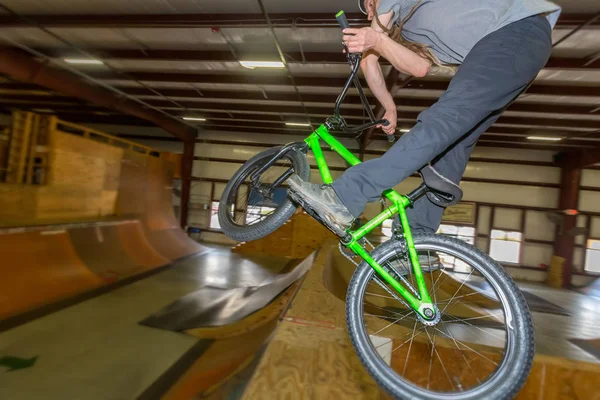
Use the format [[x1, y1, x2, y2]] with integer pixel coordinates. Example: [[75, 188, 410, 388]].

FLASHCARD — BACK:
[[218, 147, 310, 242], [346, 234, 535, 400]]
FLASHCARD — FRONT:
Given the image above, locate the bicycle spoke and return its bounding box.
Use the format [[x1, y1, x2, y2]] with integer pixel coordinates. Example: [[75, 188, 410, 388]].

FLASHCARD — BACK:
[[424, 326, 455, 391], [429, 251, 438, 305], [391, 326, 426, 354], [440, 269, 475, 315], [447, 311, 504, 323], [365, 302, 412, 318], [426, 327, 436, 390], [440, 322, 481, 384], [374, 325, 422, 350], [443, 315, 506, 342], [434, 326, 499, 367], [365, 291, 403, 301], [366, 313, 418, 335], [371, 310, 415, 336], [402, 318, 419, 376], [435, 291, 489, 305]]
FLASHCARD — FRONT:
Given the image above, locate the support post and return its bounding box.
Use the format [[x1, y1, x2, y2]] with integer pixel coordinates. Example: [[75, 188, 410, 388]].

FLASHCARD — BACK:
[[553, 167, 581, 288], [180, 139, 195, 229]]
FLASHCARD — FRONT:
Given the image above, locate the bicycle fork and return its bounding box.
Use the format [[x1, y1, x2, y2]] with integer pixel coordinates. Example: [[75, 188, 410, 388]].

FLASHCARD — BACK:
[[344, 197, 437, 322]]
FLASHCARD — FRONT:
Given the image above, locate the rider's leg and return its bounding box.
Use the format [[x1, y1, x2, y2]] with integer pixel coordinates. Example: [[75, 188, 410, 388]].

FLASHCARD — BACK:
[[406, 112, 500, 234], [289, 15, 551, 230]]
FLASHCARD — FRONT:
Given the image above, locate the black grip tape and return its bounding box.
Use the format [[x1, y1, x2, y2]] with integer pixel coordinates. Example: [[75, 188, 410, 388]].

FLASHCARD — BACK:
[[336, 11, 350, 30]]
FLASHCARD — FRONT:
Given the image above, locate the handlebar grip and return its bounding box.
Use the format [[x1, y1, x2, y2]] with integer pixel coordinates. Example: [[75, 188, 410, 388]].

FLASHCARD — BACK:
[[336, 10, 350, 30], [381, 119, 396, 143]]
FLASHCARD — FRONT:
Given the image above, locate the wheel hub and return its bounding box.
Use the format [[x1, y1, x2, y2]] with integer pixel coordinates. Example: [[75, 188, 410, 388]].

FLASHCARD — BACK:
[[417, 304, 441, 326]]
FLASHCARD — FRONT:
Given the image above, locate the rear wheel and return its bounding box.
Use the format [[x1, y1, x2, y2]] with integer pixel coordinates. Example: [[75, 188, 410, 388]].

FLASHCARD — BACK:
[[346, 234, 534, 400], [218, 146, 310, 242]]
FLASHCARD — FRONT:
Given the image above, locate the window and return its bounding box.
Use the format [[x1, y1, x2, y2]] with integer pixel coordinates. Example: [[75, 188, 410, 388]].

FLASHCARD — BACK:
[[210, 201, 221, 230], [437, 224, 475, 245], [585, 240, 600, 273], [436, 225, 476, 273], [490, 229, 522, 264]]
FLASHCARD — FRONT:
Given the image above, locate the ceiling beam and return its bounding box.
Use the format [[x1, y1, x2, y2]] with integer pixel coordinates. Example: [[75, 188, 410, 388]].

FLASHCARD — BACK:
[[2, 104, 589, 139], [80, 70, 600, 97], [27, 109, 591, 151], [2, 87, 598, 116], [0, 13, 596, 28], [2, 97, 599, 130], [35, 48, 600, 70], [0, 48, 195, 141]]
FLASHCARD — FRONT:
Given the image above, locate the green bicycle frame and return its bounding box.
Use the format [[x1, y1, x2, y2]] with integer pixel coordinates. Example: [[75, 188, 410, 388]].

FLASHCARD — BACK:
[[304, 124, 433, 316]]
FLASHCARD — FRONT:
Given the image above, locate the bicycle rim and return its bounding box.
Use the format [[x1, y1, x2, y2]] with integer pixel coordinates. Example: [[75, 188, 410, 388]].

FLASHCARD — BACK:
[[223, 152, 296, 228], [352, 239, 524, 398]]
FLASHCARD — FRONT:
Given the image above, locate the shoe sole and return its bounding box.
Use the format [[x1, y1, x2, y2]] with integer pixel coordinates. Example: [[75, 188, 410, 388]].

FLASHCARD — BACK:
[[288, 189, 348, 238]]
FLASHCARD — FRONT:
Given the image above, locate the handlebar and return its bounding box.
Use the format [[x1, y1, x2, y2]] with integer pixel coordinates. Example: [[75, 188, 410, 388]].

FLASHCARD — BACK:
[[331, 11, 396, 144], [335, 10, 351, 30], [381, 120, 396, 143]]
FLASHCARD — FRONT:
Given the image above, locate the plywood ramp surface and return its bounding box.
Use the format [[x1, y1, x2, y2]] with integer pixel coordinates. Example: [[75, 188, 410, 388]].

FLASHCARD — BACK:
[[0, 231, 103, 320], [242, 240, 391, 400], [116, 221, 170, 268], [243, 240, 600, 400], [233, 212, 336, 259], [0, 145, 206, 322]]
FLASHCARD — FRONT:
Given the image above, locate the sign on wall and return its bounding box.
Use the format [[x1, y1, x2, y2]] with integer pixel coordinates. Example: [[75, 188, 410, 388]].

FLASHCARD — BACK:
[[442, 202, 477, 225]]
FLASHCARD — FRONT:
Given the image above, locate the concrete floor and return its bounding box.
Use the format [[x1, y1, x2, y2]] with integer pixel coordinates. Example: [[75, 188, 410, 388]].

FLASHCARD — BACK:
[[519, 281, 600, 364], [0, 244, 293, 400], [0, 244, 598, 400]]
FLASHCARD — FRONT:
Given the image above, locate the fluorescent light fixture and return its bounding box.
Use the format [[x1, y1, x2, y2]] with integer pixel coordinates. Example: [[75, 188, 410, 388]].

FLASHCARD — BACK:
[[526, 136, 562, 141], [64, 58, 103, 65], [183, 117, 206, 122], [240, 61, 285, 69], [400, 129, 410, 133], [285, 122, 311, 127]]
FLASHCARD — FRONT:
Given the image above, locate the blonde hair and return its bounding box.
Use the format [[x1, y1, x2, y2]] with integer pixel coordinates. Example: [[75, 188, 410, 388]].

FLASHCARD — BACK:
[[374, 0, 457, 74]]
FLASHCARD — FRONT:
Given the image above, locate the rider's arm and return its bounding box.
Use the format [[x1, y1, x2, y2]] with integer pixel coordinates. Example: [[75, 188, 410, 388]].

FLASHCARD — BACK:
[[361, 52, 396, 113], [360, 12, 397, 114], [360, 11, 431, 78], [374, 31, 431, 78]]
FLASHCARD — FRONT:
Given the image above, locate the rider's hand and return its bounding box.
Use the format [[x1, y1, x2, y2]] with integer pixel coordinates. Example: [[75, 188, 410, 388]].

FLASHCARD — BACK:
[[343, 27, 382, 53], [379, 109, 397, 135]]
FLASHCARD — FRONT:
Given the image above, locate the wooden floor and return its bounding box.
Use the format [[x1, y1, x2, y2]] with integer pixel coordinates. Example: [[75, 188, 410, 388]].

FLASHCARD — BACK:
[[242, 238, 600, 400]]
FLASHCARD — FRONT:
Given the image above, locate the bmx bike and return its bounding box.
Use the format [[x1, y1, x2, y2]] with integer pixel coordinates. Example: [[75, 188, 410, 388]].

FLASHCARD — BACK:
[[218, 11, 534, 400]]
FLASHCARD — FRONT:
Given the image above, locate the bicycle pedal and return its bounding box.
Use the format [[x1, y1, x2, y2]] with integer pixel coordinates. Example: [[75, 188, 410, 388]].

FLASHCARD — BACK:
[[288, 190, 347, 238]]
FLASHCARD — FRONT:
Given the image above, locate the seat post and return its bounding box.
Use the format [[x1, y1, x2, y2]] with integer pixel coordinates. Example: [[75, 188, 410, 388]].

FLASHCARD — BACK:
[[406, 183, 428, 205]]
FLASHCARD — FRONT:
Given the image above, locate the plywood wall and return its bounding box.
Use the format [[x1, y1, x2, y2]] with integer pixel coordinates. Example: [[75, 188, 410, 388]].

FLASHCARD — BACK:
[[0, 128, 124, 226]]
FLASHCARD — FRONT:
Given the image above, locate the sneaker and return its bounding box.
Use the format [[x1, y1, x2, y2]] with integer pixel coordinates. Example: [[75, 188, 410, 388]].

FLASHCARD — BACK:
[[287, 175, 354, 236]]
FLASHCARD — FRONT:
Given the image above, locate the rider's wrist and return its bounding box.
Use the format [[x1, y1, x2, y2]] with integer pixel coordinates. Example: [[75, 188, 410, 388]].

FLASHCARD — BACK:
[[374, 31, 384, 52]]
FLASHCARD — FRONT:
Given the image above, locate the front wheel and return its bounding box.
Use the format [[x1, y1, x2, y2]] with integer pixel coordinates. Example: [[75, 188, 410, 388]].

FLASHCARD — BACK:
[[346, 234, 534, 400], [218, 146, 310, 242]]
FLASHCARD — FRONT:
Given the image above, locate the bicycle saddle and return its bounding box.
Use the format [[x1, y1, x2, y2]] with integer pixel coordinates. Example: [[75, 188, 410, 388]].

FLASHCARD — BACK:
[[419, 164, 463, 207]]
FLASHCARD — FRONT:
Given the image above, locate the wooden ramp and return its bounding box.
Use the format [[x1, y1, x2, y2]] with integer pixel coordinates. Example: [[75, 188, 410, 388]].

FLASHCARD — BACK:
[[232, 211, 336, 259], [0, 119, 206, 326], [242, 240, 600, 400]]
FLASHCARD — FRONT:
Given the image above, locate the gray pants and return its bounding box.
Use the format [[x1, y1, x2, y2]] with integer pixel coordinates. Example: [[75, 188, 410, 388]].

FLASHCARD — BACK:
[[332, 15, 552, 234]]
